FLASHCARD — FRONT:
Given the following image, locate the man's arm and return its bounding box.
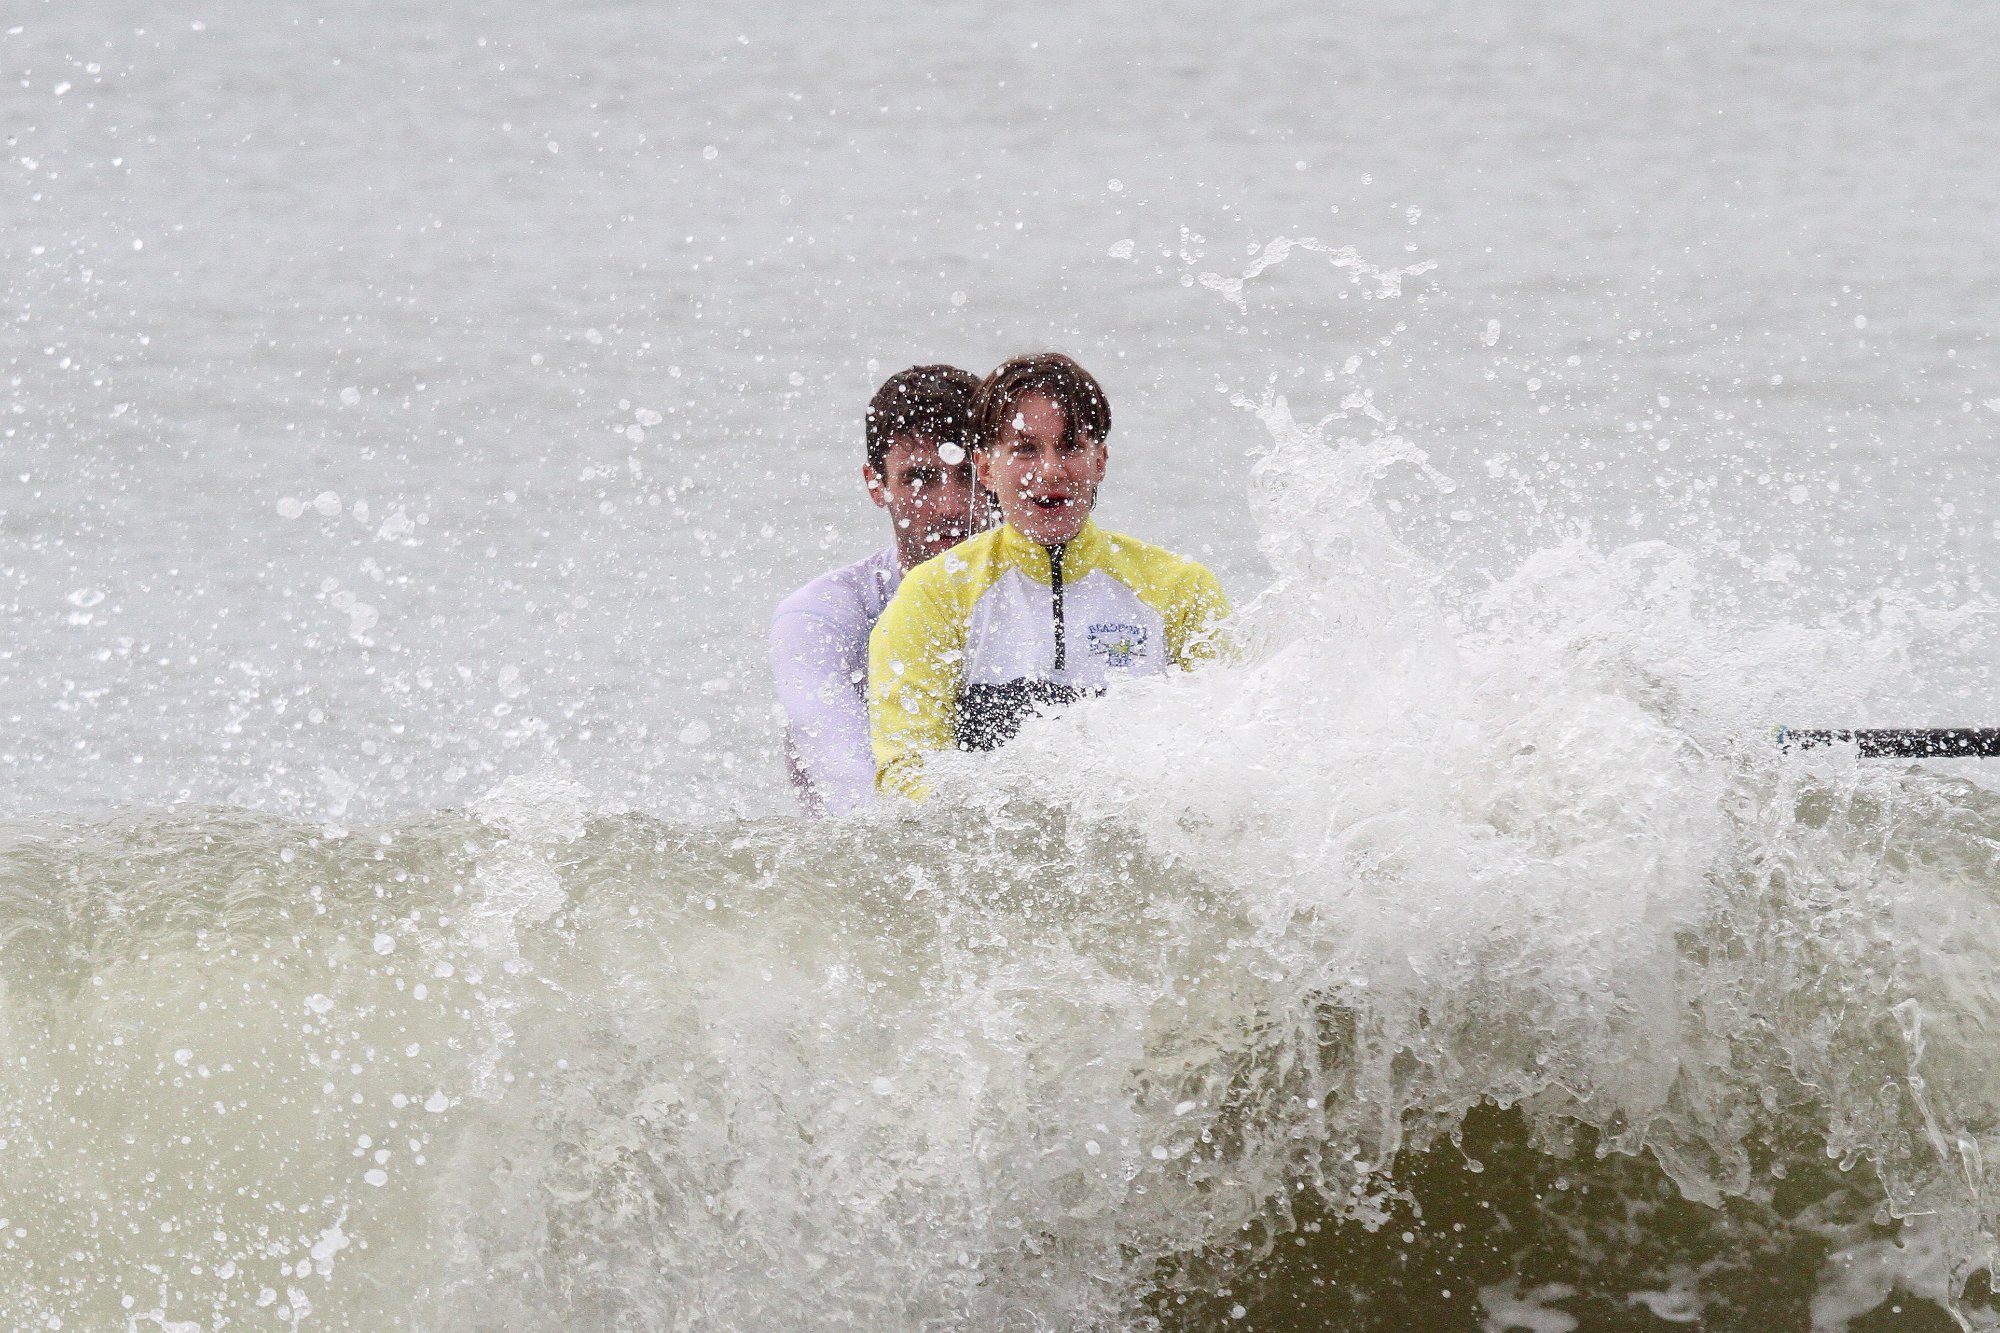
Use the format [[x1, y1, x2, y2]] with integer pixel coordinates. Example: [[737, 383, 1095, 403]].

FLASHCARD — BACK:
[[868, 569, 964, 800], [769, 602, 877, 816]]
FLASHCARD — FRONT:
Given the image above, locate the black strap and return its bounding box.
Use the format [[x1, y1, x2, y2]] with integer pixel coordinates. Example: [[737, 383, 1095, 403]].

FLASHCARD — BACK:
[[957, 679, 1098, 751], [1776, 727, 2000, 758]]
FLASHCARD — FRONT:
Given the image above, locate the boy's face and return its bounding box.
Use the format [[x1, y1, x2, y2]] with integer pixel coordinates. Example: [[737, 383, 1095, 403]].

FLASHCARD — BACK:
[[866, 433, 979, 568], [974, 391, 1107, 548]]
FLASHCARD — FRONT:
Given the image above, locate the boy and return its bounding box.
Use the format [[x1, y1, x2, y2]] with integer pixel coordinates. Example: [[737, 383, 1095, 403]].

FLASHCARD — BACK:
[[869, 353, 1229, 798], [770, 364, 983, 815]]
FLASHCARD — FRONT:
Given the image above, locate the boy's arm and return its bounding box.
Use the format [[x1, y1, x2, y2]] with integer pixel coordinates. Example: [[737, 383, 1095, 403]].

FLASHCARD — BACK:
[[868, 571, 964, 800], [1164, 563, 1232, 667], [769, 603, 875, 816]]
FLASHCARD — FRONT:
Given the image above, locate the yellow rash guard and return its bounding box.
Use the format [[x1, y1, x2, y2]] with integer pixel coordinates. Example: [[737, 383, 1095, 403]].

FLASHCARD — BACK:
[[868, 518, 1229, 798]]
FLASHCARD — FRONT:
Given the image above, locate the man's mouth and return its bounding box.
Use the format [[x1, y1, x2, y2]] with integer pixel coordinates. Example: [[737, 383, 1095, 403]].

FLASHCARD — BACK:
[[1029, 495, 1073, 510]]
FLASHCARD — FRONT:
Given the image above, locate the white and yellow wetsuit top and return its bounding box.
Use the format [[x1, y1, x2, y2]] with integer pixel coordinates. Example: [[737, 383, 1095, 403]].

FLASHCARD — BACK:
[[868, 518, 1229, 798]]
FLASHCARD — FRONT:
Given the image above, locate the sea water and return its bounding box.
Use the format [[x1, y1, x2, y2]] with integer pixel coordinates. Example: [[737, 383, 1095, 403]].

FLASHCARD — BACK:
[[5, 0, 2000, 1327]]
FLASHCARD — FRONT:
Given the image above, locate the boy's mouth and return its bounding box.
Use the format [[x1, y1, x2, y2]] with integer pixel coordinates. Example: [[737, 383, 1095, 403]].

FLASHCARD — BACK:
[[1029, 495, 1073, 510]]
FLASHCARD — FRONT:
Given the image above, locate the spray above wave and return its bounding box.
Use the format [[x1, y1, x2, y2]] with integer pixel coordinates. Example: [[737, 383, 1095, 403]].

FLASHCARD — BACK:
[[7, 402, 2000, 1329], [926, 390, 2000, 1323]]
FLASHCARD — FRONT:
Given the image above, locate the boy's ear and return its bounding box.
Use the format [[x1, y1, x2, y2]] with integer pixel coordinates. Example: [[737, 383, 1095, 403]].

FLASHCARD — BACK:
[[863, 463, 888, 509]]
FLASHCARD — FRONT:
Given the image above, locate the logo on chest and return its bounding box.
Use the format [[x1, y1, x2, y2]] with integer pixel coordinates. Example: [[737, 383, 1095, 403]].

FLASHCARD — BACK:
[[1086, 622, 1149, 668]]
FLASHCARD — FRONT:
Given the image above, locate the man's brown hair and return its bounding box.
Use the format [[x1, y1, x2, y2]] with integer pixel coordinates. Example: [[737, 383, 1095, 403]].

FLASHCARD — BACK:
[[865, 365, 981, 475], [975, 353, 1111, 452]]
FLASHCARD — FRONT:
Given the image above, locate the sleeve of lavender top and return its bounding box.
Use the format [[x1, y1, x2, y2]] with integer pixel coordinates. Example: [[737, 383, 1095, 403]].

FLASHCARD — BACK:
[[768, 586, 877, 816]]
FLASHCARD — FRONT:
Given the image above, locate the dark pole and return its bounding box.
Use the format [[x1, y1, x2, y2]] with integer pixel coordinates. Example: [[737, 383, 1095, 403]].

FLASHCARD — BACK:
[[1774, 728, 2000, 758]]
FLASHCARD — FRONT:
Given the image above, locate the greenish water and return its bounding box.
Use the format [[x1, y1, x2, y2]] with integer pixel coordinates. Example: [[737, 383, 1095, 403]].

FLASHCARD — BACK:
[[7, 744, 2000, 1328]]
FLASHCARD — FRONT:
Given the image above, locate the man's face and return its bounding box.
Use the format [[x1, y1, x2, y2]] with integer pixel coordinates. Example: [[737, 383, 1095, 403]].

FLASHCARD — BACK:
[[974, 391, 1107, 548], [867, 433, 979, 567]]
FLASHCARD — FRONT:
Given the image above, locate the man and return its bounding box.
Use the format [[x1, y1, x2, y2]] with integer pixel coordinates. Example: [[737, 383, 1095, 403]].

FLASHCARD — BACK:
[[769, 364, 984, 816], [868, 352, 1229, 799]]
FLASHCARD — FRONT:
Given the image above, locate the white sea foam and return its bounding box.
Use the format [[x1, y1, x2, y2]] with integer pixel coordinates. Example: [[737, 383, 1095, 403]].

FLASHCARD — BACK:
[[11, 400, 2000, 1327]]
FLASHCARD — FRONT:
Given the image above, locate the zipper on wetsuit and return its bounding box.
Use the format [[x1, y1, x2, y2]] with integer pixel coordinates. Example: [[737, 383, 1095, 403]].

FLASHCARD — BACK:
[[1050, 542, 1067, 672]]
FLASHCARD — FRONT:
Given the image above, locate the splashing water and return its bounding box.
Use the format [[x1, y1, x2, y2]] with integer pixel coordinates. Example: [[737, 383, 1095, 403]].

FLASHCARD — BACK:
[[6, 402, 2000, 1330]]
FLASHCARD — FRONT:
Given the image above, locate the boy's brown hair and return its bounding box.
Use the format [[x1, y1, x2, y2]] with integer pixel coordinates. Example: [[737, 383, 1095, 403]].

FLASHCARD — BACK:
[[864, 365, 981, 476], [975, 353, 1111, 452]]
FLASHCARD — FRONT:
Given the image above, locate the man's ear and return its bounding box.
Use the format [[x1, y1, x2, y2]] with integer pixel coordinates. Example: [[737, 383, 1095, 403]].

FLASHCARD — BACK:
[[971, 446, 995, 494], [863, 463, 888, 509]]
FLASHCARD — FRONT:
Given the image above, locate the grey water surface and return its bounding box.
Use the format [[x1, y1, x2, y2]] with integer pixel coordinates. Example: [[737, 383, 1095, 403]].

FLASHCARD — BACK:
[[5, 0, 1995, 821]]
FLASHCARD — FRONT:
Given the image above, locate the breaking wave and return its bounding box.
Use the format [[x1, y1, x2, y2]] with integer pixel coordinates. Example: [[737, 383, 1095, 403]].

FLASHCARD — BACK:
[[6, 400, 2000, 1330]]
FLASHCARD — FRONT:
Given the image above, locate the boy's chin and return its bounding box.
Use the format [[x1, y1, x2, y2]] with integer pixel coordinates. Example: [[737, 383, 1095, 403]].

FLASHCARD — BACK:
[[1010, 509, 1088, 546], [914, 531, 970, 561]]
